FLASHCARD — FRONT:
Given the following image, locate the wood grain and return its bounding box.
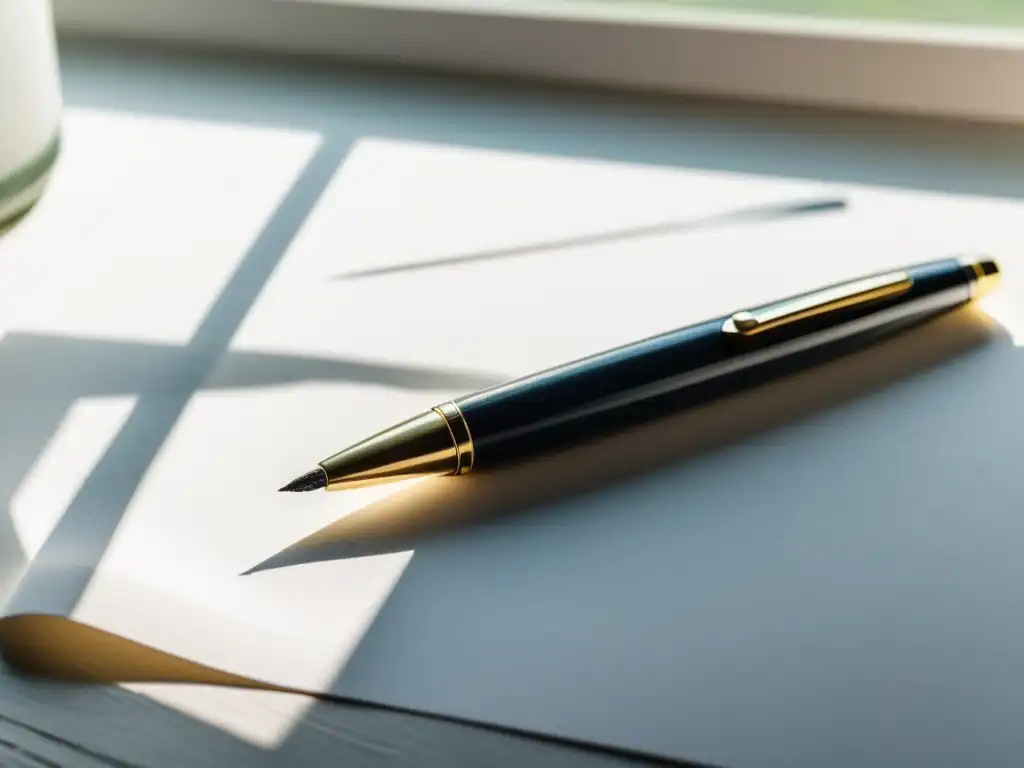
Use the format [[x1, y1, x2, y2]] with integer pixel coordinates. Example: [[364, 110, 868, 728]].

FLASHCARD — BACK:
[[0, 661, 657, 768]]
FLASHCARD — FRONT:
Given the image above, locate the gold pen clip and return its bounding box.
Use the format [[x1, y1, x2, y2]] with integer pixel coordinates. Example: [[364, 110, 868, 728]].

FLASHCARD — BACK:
[[723, 270, 913, 336]]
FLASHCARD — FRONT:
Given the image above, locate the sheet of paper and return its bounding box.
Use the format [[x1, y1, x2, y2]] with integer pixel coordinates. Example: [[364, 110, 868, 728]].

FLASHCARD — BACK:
[[3, 111, 1024, 768]]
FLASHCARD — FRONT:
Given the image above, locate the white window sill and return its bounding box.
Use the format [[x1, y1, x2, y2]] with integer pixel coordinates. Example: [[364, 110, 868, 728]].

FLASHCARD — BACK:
[[53, 0, 1024, 125]]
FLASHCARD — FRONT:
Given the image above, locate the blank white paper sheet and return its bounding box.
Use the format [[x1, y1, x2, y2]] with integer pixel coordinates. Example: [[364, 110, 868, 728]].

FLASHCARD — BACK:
[[2, 107, 1024, 768]]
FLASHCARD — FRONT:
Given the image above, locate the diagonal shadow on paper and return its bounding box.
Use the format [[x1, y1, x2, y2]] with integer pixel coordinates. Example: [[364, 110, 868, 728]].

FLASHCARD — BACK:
[[328, 198, 847, 281], [2, 137, 354, 619], [0, 135, 489, 624], [0, 331, 502, 599]]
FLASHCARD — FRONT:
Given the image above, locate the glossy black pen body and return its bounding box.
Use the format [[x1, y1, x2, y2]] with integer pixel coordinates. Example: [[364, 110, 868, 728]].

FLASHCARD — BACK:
[[279, 256, 1000, 493]]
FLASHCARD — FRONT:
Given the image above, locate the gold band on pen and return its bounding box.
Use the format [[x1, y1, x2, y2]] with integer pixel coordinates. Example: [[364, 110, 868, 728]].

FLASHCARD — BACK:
[[958, 255, 1001, 300], [433, 401, 475, 475]]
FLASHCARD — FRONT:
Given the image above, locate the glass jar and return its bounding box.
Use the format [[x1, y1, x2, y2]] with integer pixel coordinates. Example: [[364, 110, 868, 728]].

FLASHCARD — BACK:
[[0, 0, 62, 232]]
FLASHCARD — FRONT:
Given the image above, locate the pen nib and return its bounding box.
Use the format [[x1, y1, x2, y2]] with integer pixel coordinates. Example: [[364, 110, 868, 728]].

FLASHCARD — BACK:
[[278, 468, 327, 493]]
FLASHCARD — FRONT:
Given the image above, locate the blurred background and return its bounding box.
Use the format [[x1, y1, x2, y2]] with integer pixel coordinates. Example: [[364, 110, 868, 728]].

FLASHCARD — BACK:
[[648, 0, 1023, 26]]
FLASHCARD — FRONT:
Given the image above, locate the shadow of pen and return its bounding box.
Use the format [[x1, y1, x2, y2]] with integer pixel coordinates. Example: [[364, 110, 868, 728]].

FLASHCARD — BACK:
[[245, 303, 1006, 576]]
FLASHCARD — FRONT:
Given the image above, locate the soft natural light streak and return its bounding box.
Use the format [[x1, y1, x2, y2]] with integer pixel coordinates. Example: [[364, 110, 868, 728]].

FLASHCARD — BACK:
[[11, 396, 138, 559]]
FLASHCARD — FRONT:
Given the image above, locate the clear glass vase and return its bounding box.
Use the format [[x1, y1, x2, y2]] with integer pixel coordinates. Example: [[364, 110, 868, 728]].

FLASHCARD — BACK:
[[0, 0, 62, 232]]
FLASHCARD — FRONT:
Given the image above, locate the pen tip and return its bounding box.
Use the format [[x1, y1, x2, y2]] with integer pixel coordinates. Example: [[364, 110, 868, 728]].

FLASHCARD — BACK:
[[278, 467, 327, 493]]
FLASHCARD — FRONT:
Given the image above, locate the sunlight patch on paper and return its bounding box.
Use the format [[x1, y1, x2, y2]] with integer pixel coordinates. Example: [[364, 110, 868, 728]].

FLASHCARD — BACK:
[[11, 395, 138, 559], [0, 106, 323, 346], [114, 547, 416, 749], [977, 296, 1024, 345]]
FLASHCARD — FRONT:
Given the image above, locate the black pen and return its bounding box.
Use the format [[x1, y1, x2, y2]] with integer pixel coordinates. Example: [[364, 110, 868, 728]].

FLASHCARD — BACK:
[[280, 255, 1000, 493]]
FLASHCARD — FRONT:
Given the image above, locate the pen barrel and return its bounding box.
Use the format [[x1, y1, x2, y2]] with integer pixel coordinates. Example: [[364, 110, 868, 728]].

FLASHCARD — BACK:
[[455, 258, 976, 466]]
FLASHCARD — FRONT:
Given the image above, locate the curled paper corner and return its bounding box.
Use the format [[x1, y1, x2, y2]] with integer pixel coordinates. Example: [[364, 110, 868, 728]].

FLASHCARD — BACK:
[[0, 613, 279, 691]]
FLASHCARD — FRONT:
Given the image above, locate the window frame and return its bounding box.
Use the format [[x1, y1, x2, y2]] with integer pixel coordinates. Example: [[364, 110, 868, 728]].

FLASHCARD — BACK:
[[52, 0, 1024, 125]]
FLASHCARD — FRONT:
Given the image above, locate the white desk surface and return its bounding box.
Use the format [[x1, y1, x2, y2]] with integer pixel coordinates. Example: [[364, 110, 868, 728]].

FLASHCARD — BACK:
[[4, 36, 1024, 768]]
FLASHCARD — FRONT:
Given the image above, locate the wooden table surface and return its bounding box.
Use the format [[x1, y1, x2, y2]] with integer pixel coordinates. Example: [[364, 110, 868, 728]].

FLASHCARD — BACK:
[[0, 659, 664, 768], [3, 35, 1024, 768]]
